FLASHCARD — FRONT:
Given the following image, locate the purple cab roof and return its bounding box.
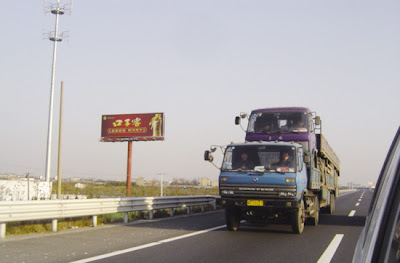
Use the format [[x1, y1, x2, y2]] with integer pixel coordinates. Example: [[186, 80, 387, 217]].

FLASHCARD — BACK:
[[251, 107, 311, 114]]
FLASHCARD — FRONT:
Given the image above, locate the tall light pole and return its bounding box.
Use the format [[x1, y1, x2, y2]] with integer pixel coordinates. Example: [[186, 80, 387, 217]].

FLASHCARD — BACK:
[[44, 0, 70, 183]]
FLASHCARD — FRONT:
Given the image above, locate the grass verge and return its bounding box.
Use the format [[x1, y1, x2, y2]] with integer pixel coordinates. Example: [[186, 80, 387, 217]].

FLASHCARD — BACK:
[[5, 205, 218, 236]]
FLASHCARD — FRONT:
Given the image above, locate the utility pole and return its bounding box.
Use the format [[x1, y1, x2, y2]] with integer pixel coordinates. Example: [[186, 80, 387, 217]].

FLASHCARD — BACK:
[[159, 173, 165, 197], [57, 81, 64, 199], [44, 0, 71, 184]]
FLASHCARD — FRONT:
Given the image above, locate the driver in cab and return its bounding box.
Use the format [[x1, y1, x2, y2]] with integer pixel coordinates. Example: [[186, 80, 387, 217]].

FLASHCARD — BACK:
[[234, 152, 255, 170]]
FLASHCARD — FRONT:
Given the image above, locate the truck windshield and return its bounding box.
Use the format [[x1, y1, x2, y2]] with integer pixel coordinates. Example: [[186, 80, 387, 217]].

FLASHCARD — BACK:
[[247, 111, 309, 134], [222, 145, 297, 173]]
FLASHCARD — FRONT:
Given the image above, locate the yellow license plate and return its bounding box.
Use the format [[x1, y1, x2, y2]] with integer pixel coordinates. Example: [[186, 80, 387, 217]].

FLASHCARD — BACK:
[[247, 200, 264, 206]]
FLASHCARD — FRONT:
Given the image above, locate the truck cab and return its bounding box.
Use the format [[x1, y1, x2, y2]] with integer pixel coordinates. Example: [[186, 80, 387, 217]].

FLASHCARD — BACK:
[[238, 107, 316, 159]]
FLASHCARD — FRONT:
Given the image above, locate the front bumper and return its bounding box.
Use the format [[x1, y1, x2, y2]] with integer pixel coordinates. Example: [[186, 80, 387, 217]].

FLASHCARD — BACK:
[[220, 197, 301, 209]]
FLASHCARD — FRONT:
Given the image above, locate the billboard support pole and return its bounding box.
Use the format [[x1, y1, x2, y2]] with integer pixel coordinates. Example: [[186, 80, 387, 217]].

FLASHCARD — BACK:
[[126, 141, 132, 197]]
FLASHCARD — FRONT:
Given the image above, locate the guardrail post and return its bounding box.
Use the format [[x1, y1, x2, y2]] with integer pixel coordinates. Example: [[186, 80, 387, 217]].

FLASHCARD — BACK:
[[0, 223, 6, 239], [92, 216, 97, 227], [201, 205, 204, 212], [187, 207, 190, 214], [124, 213, 129, 224], [213, 201, 216, 211], [149, 210, 153, 220], [169, 208, 174, 217], [52, 219, 57, 232]]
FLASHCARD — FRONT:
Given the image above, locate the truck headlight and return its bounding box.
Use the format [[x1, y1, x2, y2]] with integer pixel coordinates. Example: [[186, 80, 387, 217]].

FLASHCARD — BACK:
[[222, 190, 234, 195], [285, 178, 295, 183]]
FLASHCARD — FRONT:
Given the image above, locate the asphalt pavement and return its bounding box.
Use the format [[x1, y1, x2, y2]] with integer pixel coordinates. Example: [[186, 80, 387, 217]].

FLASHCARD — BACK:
[[0, 189, 369, 263]]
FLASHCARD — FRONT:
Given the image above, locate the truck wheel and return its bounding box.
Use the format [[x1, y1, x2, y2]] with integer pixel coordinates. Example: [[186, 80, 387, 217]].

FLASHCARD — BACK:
[[225, 208, 240, 231], [309, 197, 319, 226], [328, 193, 335, 215], [292, 199, 305, 234]]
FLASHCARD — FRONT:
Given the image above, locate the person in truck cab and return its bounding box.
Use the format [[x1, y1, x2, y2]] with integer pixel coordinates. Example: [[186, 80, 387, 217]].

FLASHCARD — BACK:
[[275, 152, 294, 167], [234, 152, 255, 170], [293, 120, 307, 131], [257, 123, 272, 133]]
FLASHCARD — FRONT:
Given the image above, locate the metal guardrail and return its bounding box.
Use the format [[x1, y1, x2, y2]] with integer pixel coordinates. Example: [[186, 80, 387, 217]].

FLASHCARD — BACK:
[[0, 195, 217, 239]]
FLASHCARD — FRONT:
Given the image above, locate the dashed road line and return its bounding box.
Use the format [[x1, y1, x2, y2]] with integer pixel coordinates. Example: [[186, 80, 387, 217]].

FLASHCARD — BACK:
[[348, 210, 356, 217], [317, 234, 344, 263]]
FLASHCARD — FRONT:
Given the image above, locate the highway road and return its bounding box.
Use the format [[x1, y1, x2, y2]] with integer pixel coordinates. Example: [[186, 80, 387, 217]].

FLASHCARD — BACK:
[[1, 189, 370, 263]]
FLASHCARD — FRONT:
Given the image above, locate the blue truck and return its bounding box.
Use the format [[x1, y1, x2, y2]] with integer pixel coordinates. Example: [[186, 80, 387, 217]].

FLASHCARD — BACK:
[[204, 107, 340, 234]]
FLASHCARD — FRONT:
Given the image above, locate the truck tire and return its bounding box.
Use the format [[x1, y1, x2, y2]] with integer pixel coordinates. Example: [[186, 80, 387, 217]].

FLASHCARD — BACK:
[[309, 197, 319, 226], [292, 199, 305, 234], [328, 193, 335, 215], [225, 207, 240, 231]]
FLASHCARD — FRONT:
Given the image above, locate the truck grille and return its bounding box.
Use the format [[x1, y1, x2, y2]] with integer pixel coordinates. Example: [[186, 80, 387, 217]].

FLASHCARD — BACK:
[[220, 183, 296, 198]]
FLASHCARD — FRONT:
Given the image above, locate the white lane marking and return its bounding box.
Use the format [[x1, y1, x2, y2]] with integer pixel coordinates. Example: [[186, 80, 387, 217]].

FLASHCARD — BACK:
[[358, 199, 362, 202], [317, 234, 344, 263], [70, 225, 226, 263], [355, 203, 360, 207], [338, 191, 355, 197], [348, 210, 356, 217]]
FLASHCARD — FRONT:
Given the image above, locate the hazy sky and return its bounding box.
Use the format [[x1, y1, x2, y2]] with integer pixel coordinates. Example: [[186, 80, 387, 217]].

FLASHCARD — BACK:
[[0, 1, 399, 186]]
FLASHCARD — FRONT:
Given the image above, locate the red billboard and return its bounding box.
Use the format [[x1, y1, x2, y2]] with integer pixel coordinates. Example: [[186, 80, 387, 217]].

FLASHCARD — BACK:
[[101, 113, 164, 142]]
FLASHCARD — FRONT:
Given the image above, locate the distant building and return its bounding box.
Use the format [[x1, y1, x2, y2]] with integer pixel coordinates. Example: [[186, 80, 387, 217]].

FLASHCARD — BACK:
[[177, 178, 185, 185], [200, 177, 211, 187], [70, 177, 81, 182], [136, 177, 146, 186], [74, 183, 86, 189], [211, 180, 219, 187], [0, 173, 17, 180]]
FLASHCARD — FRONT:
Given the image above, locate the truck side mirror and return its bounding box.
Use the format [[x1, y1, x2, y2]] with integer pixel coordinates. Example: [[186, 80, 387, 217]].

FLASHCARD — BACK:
[[235, 116, 240, 125], [303, 152, 311, 164], [204, 150, 214, 162], [315, 116, 321, 126]]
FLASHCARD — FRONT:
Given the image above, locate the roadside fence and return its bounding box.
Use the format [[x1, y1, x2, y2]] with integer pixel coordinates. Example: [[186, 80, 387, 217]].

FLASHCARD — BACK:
[[0, 195, 217, 239]]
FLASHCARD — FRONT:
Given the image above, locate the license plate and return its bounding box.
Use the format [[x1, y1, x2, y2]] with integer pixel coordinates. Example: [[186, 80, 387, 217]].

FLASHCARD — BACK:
[[247, 200, 263, 206]]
